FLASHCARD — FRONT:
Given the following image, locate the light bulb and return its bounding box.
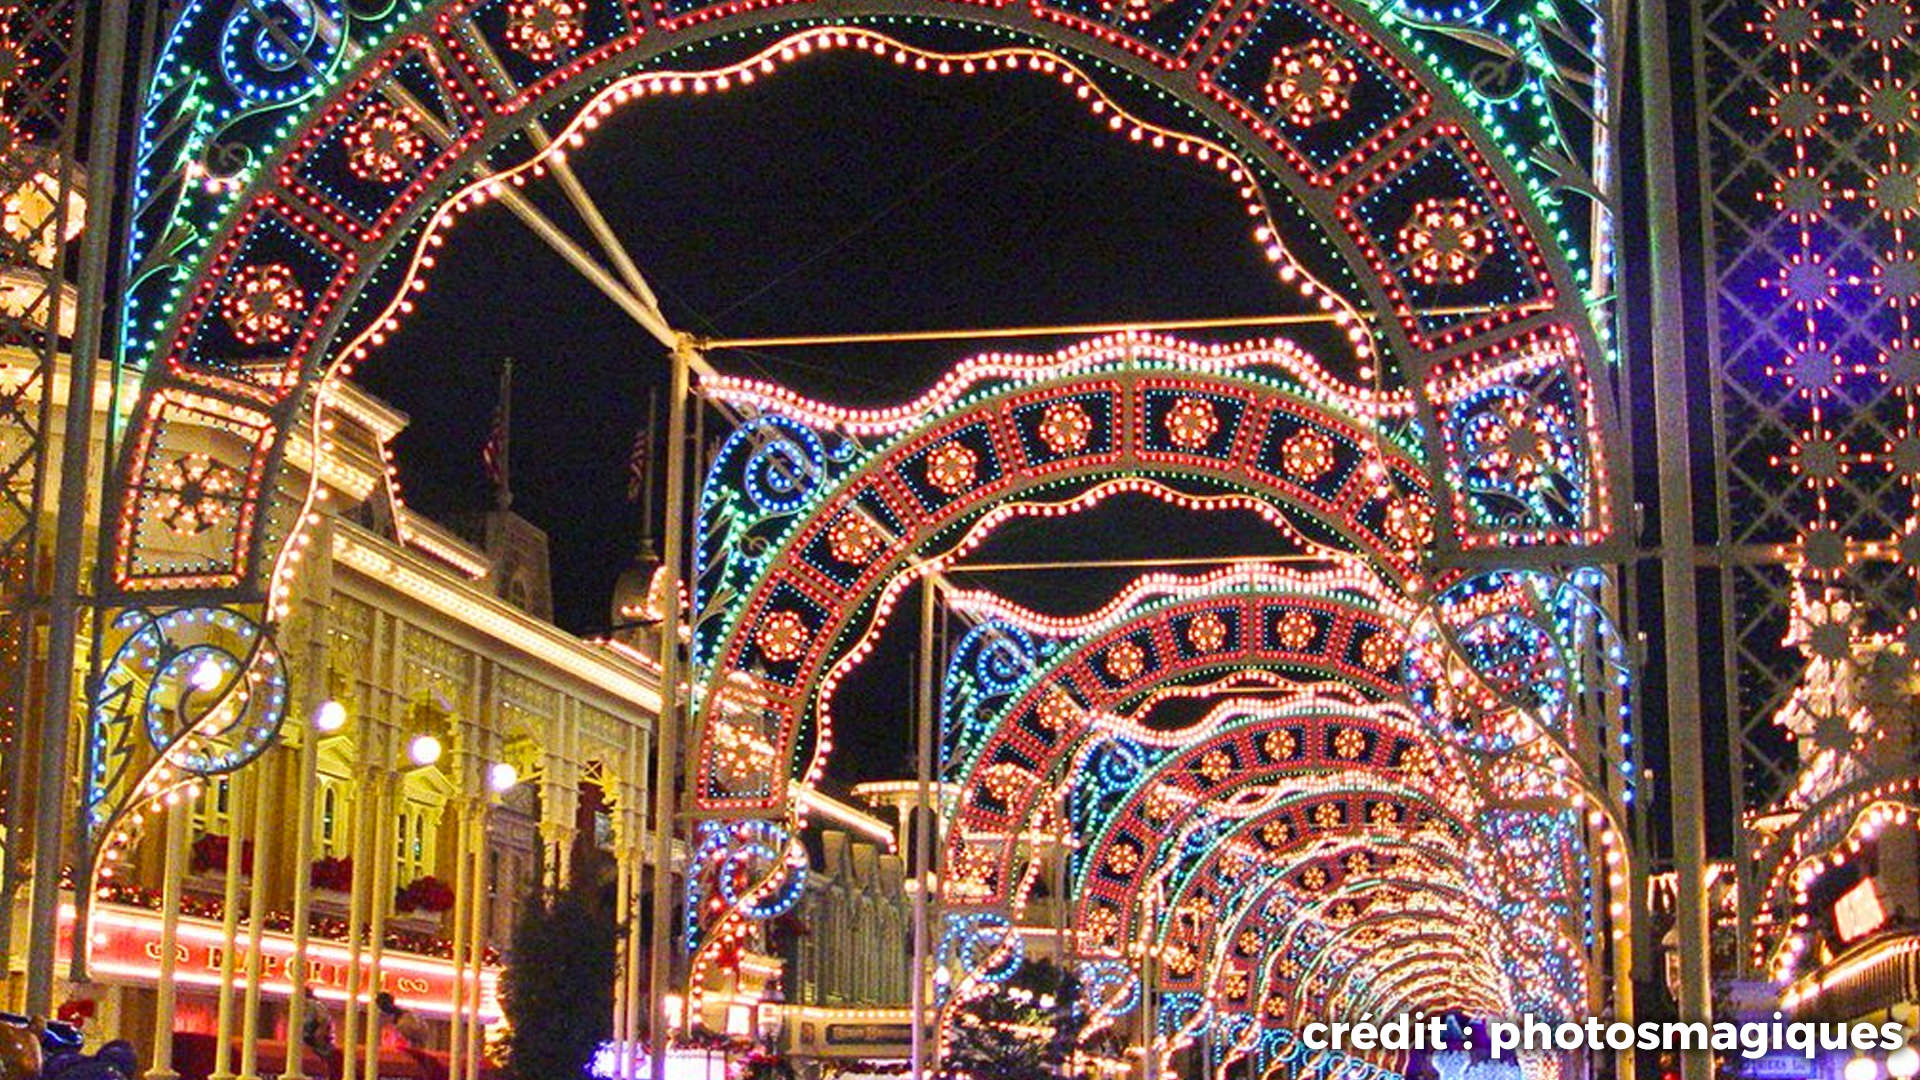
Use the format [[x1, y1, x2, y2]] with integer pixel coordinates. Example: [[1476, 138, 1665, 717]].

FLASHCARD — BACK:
[[1847, 1057, 1881, 1080], [313, 700, 347, 733], [488, 761, 519, 792], [408, 733, 443, 767], [188, 657, 223, 692], [1888, 1048, 1918, 1080]]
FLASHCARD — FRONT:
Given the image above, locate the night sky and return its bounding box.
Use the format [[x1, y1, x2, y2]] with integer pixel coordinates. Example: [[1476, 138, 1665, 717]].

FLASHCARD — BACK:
[[357, 48, 1499, 784]]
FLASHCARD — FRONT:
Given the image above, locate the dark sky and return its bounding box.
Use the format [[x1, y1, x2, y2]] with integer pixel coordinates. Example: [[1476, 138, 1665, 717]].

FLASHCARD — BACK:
[[359, 48, 1405, 783]]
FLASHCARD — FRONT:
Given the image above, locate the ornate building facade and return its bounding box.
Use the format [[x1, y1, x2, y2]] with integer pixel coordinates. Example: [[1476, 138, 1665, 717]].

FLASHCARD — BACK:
[[0, 167, 669, 1077]]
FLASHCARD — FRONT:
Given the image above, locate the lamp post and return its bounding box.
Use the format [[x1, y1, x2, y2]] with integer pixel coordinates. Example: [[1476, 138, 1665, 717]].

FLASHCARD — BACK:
[[281, 699, 347, 1080]]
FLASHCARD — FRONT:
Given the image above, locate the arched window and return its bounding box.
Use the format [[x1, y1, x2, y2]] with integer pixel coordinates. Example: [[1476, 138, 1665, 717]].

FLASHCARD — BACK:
[[321, 785, 339, 851]]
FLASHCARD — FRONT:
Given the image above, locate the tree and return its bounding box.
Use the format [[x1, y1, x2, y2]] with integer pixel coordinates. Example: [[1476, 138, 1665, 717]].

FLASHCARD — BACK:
[[941, 958, 1088, 1080], [500, 867, 621, 1080]]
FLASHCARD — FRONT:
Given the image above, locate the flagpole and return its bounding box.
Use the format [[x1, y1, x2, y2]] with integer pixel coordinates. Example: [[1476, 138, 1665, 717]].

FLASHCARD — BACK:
[[497, 357, 514, 511], [639, 386, 659, 556]]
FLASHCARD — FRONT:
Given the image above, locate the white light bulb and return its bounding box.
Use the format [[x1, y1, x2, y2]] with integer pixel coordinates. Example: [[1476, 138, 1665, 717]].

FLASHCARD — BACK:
[[1847, 1057, 1881, 1080], [488, 762, 519, 792], [408, 733, 443, 767], [1888, 1048, 1918, 1080], [188, 657, 223, 692], [313, 700, 348, 733]]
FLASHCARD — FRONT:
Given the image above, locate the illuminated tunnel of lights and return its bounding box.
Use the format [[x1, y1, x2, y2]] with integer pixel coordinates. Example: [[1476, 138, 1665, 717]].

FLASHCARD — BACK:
[[103, 0, 1631, 1072]]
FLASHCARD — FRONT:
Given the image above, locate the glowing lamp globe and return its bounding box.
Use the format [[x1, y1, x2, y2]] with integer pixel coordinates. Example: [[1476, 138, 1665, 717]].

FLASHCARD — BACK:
[[1846, 1056, 1881, 1080], [188, 657, 223, 692], [487, 761, 519, 792], [1887, 1048, 1918, 1080], [313, 700, 348, 733], [408, 733, 443, 767]]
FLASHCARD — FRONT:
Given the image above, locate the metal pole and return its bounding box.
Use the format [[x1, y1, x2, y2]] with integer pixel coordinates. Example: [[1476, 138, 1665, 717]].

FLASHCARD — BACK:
[[239, 749, 281, 1080], [648, 341, 693, 1080], [1637, 0, 1714, 1072], [281, 712, 324, 1080], [211, 775, 249, 1080], [911, 579, 937, 1078], [28, 0, 132, 1016], [144, 800, 191, 1080]]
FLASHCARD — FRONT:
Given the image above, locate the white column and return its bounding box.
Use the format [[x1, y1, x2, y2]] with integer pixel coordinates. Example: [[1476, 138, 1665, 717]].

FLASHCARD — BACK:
[[210, 775, 249, 1080], [145, 796, 193, 1080], [359, 773, 395, 1080], [462, 804, 490, 1080], [239, 748, 282, 1080], [339, 764, 373, 1080], [447, 794, 474, 1080], [281, 714, 324, 1080]]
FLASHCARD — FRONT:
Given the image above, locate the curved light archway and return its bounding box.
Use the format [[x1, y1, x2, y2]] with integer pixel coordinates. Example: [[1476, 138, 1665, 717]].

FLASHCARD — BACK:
[[116, 0, 1628, 1036]]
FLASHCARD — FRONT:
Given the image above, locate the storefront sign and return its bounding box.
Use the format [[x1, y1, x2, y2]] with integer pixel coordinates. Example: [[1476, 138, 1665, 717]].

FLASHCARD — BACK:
[[58, 904, 500, 1021], [824, 1024, 912, 1047], [1743, 1052, 1818, 1079]]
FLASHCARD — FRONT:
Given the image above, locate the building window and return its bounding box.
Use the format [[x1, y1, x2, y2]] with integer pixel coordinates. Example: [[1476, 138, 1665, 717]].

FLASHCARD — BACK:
[[396, 811, 410, 882], [194, 777, 233, 834], [321, 785, 338, 851]]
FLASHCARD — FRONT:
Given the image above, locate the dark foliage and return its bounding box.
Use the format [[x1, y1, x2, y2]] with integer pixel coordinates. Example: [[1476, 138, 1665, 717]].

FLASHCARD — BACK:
[[940, 958, 1087, 1080], [501, 871, 621, 1080]]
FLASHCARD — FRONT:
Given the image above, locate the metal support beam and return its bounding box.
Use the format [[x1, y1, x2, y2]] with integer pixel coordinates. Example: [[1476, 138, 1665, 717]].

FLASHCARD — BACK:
[[647, 339, 693, 1080], [1636, 0, 1714, 1070], [29, 0, 132, 1011], [910, 577, 937, 1078]]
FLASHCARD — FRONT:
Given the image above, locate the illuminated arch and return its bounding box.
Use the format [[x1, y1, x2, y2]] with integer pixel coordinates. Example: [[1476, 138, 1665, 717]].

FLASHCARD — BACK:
[[922, 562, 1597, 1059], [692, 341, 1435, 812], [113, 0, 1618, 605], [117, 0, 1626, 1020]]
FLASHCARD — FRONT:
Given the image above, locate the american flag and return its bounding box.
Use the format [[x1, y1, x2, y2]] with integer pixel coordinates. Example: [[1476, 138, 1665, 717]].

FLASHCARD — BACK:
[[482, 359, 511, 492], [625, 424, 652, 502]]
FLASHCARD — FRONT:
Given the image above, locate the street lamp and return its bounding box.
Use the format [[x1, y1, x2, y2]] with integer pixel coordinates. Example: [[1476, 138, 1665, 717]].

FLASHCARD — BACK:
[[314, 699, 348, 734], [407, 732, 443, 768], [487, 761, 519, 792], [1847, 1056, 1881, 1080], [1888, 1048, 1919, 1080]]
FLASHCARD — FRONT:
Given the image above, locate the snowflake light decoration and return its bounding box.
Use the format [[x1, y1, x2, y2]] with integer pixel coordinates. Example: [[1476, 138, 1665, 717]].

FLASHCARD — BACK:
[[1384, 496, 1434, 549], [220, 264, 303, 346], [1187, 612, 1228, 652], [1144, 782, 1180, 822], [1263, 40, 1359, 127], [926, 442, 978, 495], [1276, 609, 1317, 649], [1262, 728, 1297, 760], [156, 454, 238, 535], [345, 103, 427, 184], [1396, 198, 1496, 285], [1039, 400, 1092, 454], [1164, 398, 1219, 449], [505, 0, 585, 61], [1281, 429, 1335, 482], [1105, 639, 1146, 681], [1199, 747, 1234, 784], [1162, 944, 1199, 975], [827, 513, 884, 565], [756, 610, 810, 662], [1037, 689, 1079, 732], [1085, 905, 1122, 945], [1358, 631, 1401, 672], [1106, 842, 1141, 875], [980, 762, 1030, 803], [1261, 819, 1293, 846], [1333, 726, 1367, 759]]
